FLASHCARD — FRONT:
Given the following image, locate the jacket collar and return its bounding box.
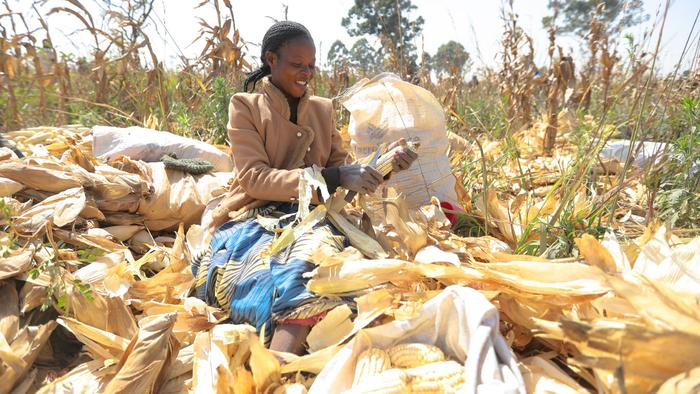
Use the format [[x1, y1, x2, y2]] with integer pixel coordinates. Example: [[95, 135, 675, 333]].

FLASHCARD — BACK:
[[261, 77, 310, 124]]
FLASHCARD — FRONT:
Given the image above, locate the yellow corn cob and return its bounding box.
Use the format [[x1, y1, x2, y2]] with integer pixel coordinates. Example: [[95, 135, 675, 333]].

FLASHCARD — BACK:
[[352, 348, 393, 387], [387, 343, 446, 368], [346, 368, 410, 394], [405, 360, 465, 393]]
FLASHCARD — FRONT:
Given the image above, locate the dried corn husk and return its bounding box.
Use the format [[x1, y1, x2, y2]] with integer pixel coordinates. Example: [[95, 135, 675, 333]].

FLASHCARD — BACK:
[[14, 187, 86, 232], [57, 317, 131, 360], [0, 248, 33, 280], [36, 359, 117, 394], [307, 305, 353, 352], [0, 177, 23, 197], [0, 281, 19, 342], [103, 225, 143, 242], [0, 159, 81, 193], [0, 321, 56, 393], [326, 209, 387, 259], [103, 313, 178, 393], [519, 356, 588, 394]]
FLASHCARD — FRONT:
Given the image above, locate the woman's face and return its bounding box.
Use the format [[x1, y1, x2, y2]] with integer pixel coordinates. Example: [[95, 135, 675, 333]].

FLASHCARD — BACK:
[[266, 36, 316, 98]]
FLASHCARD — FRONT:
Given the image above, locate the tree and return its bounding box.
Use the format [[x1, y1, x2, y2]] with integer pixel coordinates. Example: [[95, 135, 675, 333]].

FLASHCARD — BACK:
[[542, 0, 647, 36], [341, 0, 424, 76], [327, 40, 350, 67], [349, 38, 381, 75], [432, 41, 470, 78]]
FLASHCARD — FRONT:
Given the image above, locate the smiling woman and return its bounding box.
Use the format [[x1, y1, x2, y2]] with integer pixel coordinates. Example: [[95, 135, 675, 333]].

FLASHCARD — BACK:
[[192, 20, 418, 356]]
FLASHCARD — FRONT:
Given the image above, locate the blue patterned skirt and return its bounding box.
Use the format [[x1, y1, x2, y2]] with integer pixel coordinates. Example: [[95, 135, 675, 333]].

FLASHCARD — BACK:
[[192, 203, 347, 341]]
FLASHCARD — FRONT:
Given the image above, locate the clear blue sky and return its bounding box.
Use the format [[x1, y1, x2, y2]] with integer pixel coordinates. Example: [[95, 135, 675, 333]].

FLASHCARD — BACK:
[[8, 0, 700, 74]]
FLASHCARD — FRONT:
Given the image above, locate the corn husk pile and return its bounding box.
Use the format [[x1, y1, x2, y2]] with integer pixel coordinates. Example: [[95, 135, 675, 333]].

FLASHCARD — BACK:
[[1, 125, 699, 393]]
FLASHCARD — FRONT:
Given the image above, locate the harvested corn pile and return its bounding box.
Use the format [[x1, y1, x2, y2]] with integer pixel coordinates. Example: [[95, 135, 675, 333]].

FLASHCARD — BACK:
[[0, 125, 698, 393]]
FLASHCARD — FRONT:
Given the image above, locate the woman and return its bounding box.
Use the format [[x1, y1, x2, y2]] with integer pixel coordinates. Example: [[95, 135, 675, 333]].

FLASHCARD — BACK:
[[193, 21, 416, 355]]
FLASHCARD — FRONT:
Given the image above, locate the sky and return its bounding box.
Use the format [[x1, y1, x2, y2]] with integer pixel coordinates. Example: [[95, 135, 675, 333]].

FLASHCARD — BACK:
[[6, 0, 700, 75]]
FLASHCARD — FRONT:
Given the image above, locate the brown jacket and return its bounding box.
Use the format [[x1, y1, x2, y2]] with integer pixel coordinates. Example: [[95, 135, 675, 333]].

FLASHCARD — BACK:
[[210, 78, 350, 229]]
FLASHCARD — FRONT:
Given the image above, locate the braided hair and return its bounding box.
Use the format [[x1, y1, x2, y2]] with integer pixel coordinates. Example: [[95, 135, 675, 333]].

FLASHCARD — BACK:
[[243, 21, 313, 92]]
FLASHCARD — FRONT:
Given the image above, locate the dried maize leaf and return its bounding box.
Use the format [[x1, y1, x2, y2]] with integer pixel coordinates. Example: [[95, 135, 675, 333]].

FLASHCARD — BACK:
[[0, 160, 80, 193], [164, 344, 194, 382], [80, 198, 105, 220], [102, 225, 143, 242], [10, 367, 36, 394], [52, 228, 127, 253], [192, 330, 233, 393], [72, 251, 124, 286], [232, 366, 255, 394], [634, 232, 700, 296], [310, 246, 364, 268], [307, 305, 353, 352], [0, 280, 19, 342], [414, 245, 460, 266], [265, 205, 327, 258], [0, 321, 56, 393], [536, 318, 700, 391], [607, 275, 700, 335], [19, 283, 46, 314], [35, 359, 117, 394], [103, 262, 135, 298], [249, 333, 281, 393], [575, 234, 617, 273], [0, 333, 25, 373], [159, 223, 189, 274], [656, 365, 700, 394], [476, 190, 521, 245], [62, 145, 96, 172], [103, 212, 145, 226], [158, 372, 191, 394], [90, 175, 138, 203], [307, 259, 418, 294], [105, 296, 138, 340], [475, 260, 611, 298], [280, 344, 342, 375], [104, 313, 179, 394], [0, 177, 23, 197], [57, 317, 131, 359], [96, 193, 141, 213], [129, 230, 156, 254], [128, 272, 194, 303], [66, 286, 109, 330], [0, 248, 33, 280], [326, 209, 387, 259], [519, 356, 588, 394], [497, 294, 562, 332], [138, 298, 225, 346], [380, 192, 428, 257]]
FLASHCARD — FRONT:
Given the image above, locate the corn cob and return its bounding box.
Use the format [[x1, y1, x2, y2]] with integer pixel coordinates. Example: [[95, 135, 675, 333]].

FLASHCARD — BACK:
[[387, 343, 446, 368], [374, 140, 420, 177], [346, 369, 410, 394], [352, 348, 393, 387], [405, 360, 465, 393]]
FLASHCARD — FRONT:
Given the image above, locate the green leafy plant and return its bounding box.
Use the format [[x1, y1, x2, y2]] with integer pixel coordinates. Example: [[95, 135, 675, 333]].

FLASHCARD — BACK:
[[654, 97, 700, 229]]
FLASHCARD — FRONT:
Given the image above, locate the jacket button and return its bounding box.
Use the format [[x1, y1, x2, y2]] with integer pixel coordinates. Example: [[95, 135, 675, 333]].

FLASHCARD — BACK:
[[296, 132, 302, 137]]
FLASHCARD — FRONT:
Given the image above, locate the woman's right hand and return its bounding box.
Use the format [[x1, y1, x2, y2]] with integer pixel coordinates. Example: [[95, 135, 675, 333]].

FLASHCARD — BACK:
[[339, 164, 383, 194]]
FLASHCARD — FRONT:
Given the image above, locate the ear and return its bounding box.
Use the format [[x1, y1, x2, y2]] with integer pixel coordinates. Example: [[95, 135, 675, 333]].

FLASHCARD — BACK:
[[264, 50, 277, 68]]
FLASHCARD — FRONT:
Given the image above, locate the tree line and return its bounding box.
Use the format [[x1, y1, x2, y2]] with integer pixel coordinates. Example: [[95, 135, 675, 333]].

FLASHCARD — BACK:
[[327, 0, 646, 80]]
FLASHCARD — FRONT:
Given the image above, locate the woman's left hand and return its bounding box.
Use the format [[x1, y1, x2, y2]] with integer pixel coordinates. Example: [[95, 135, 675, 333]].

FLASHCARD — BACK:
[[387, 138, 418, 172]]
